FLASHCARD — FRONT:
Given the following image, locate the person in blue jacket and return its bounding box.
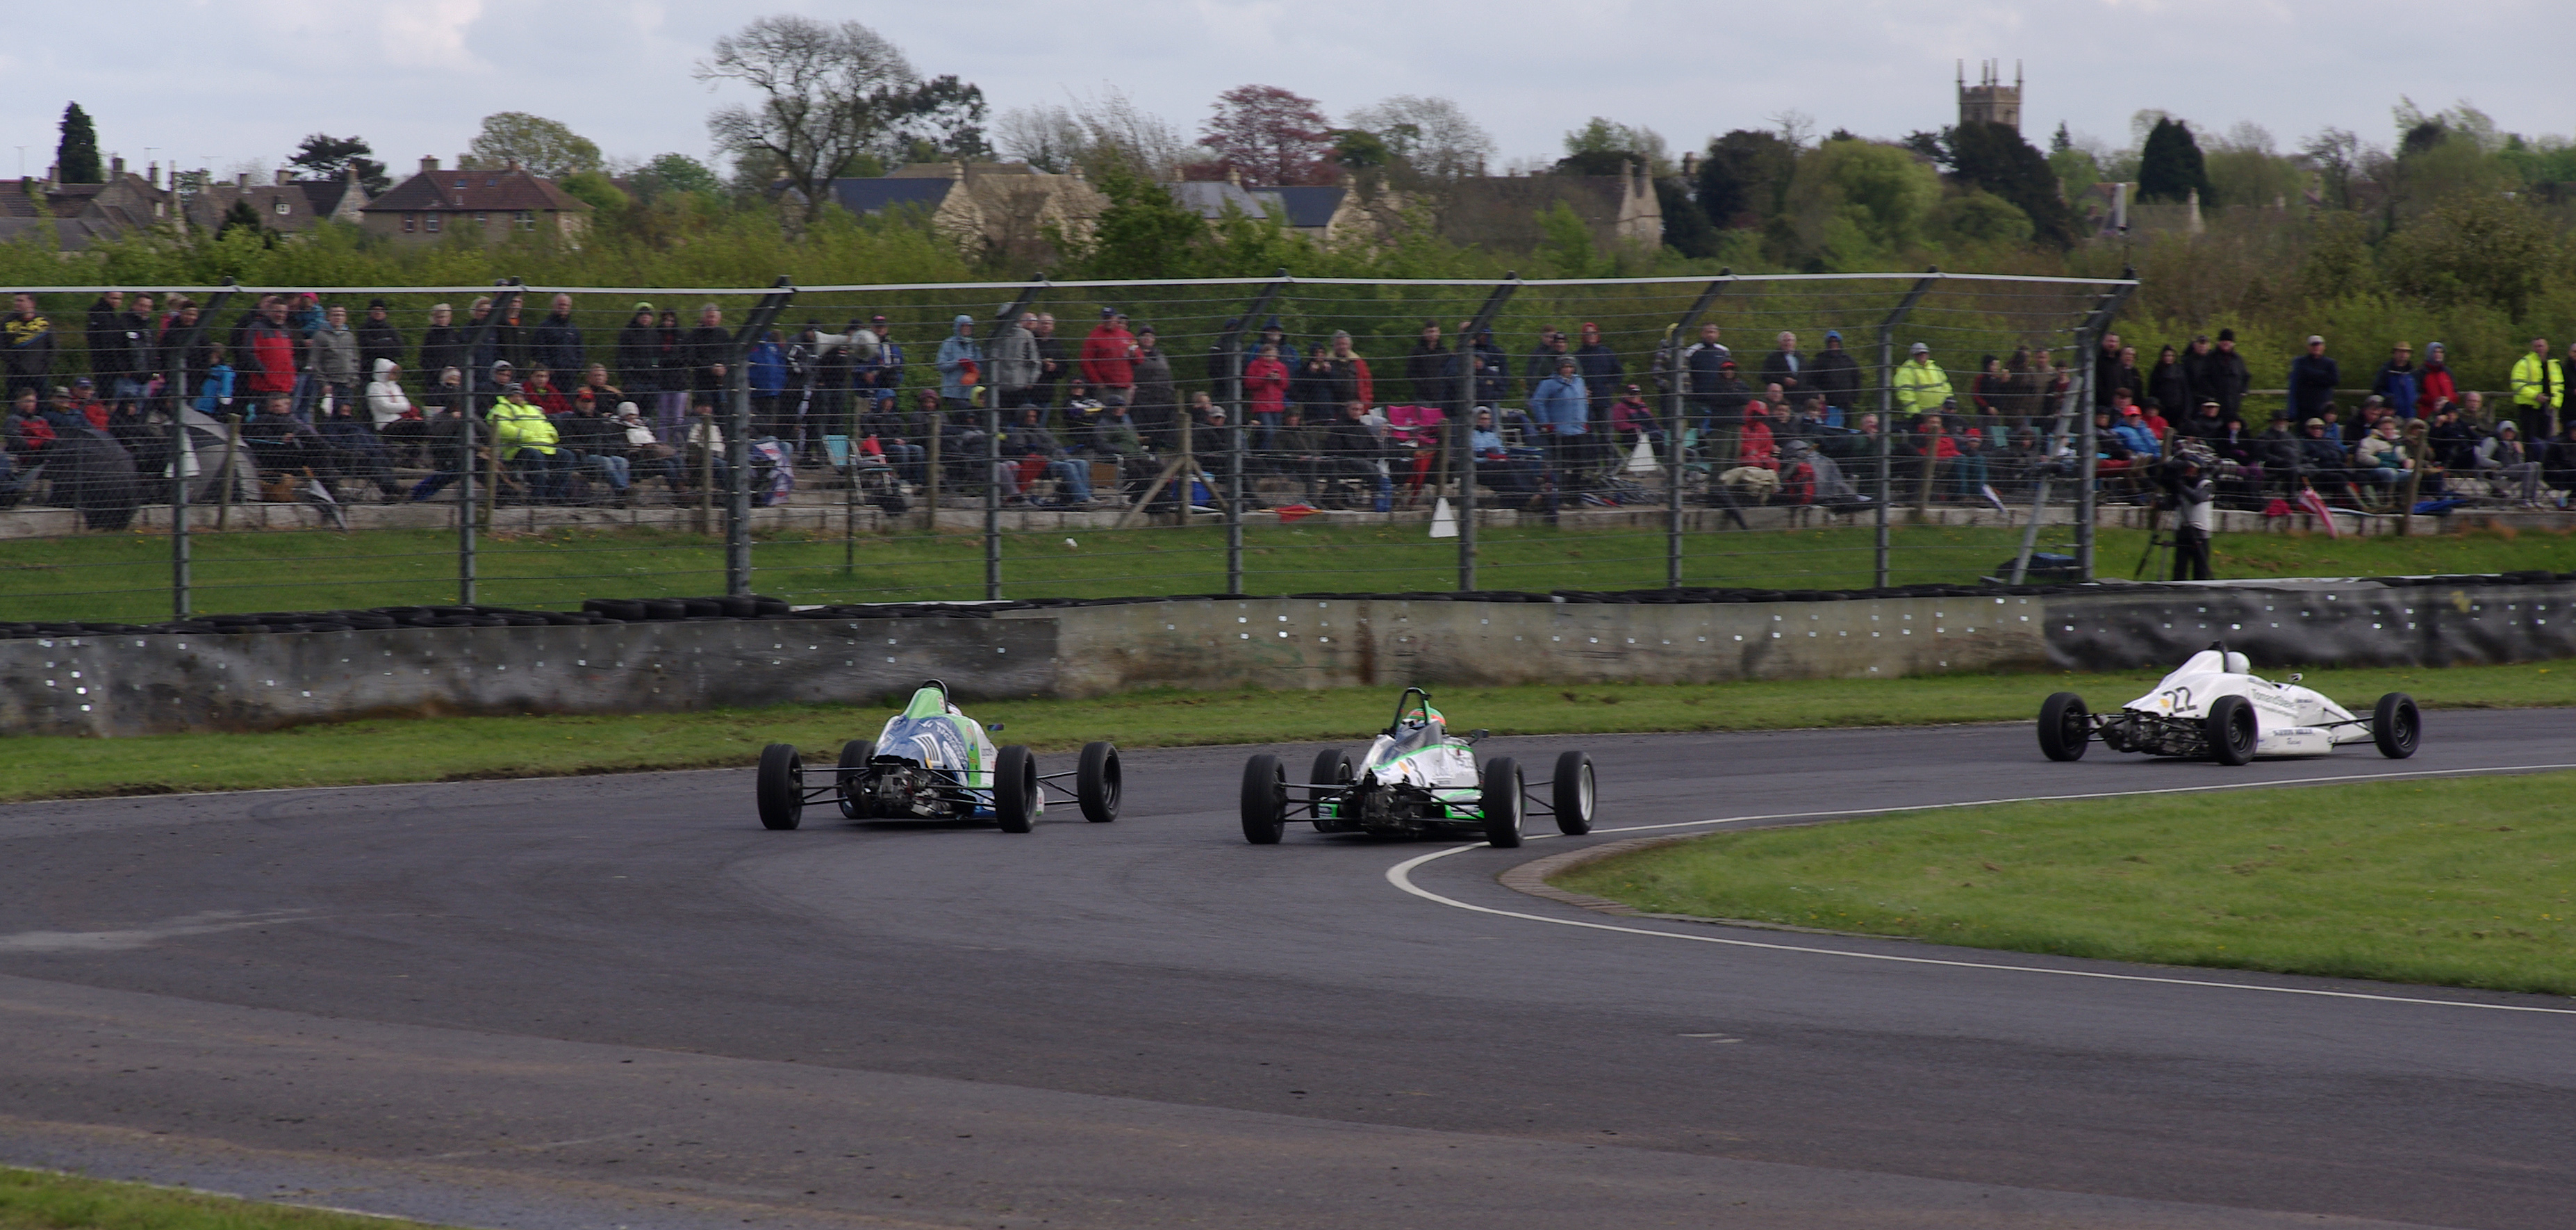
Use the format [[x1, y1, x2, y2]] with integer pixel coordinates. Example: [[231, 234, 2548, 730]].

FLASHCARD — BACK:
[[936, 315, 982, 409], [1530, 356, 1595, 489], [747, 329, 790, 443], [194, 346, 238, 418]]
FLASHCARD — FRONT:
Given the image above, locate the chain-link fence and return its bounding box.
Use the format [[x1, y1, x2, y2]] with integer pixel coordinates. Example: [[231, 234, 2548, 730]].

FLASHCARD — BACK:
[[0, 271, 2136, 624]]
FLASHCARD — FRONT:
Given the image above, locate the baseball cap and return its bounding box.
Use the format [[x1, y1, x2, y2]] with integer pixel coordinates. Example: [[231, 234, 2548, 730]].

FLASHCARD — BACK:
[[2306, 334, 2325, 345], [1101, 306, 1118, 318], [72, 377, 92, 388], [1825, 329, 1842, 341], [2218, 329, 2236, 342], [1908, 342, 1929, 354], [1624, 384, 1640, 393], [2302, 418, 2324, 428]]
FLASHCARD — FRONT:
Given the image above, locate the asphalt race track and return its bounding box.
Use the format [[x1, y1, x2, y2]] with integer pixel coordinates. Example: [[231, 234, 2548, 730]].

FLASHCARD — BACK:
[[3, 711, 2574, 1230]]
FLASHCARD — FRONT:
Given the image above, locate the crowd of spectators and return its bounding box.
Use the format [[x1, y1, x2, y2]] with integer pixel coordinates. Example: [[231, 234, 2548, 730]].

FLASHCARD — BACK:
[[3, 288, 2571, 523]]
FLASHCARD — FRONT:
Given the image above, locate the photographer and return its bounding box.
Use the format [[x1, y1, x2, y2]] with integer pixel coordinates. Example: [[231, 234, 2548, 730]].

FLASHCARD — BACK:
[[2158, 456, 2217, 581]]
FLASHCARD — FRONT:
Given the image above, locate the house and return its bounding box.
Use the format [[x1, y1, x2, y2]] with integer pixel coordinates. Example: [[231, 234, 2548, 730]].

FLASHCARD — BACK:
[[828, 161, 1106, 266], [1434, 162, 1663, 253], [1162, 173, 1383, 245], [186, 170, 368, 236], [0, 158, 178, 249], [358, 156, 592, 246]]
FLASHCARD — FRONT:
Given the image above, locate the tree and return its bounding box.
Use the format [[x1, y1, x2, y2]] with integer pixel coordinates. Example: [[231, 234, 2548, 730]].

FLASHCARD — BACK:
[[1781, 139, 1941, 267], [636, 153, 723, 199], [2300, 128, 2362, 210], [1696, 129, 1794, 229], [1562, 117, 1669, 175], [997, 87, 1188, 181], [1948, 120, 2077, 248], [288, 133, 389, 194], [886, 74, 991, 164], [215, 198, 274, 247], [1653, 179, 1719, 259], [1343, 95, 1494, 180], [2137, 117, 2214, 206], [1900, 129, 1954, 170], [697, 15, 925, 223], [1067, 161, 1210, 279], [1200, 85, 1333, 187], [558, 170, 629, 215], [56, 103, 101, 184], [468, 113, 602, 179], [2380, 190, 2552, 316]]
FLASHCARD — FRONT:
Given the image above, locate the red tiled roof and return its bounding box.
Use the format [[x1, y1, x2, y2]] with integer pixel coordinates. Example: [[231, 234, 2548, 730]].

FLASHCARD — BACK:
[[363, 166, 590, 214]]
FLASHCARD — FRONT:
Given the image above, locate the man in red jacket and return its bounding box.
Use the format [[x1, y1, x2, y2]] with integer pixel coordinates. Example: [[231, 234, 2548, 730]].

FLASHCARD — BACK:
[[1080, 308, 1137, 405], [240, 295, 301, 413]]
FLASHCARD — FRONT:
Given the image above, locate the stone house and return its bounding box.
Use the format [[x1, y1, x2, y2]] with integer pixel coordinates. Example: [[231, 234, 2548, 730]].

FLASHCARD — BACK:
[[358, 157, 592, 246]]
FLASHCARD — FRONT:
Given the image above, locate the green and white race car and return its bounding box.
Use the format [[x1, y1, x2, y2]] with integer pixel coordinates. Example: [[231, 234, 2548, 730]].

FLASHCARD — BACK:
[[1237, 687, 1596, 848], [754, 680, 1119, 833]]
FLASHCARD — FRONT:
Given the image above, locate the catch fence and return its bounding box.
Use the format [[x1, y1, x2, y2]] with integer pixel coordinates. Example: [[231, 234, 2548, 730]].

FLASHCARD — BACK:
[[0, 270, 2136, 625]]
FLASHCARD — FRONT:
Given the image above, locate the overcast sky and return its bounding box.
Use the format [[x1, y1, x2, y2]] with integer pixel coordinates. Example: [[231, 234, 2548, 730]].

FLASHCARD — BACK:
[[6, 0, 2563, 183]]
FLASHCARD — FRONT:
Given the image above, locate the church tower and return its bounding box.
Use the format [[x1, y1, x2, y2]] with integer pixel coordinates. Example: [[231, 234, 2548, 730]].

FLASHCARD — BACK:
[[1958, 60, 2023, 131]]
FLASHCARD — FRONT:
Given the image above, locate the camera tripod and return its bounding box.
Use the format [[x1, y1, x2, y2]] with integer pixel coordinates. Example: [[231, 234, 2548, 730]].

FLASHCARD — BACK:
[[2134, 499, 2174, 579]]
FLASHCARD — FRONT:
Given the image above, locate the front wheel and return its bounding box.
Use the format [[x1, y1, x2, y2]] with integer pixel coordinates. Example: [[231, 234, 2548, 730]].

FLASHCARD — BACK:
[[1077, 741, 1122, 822], [2206, 695, 2256, 766], [1240, 754, 1287, 844], [994, 745, 1038, 833], [1480, 757, 1525, 849], [836, 739, 875, 819], [756, 743, 804, 830], [1551, 751, 1594, 835], [2372, 693, 2420, 760], [2038, 692, 2090, 762]]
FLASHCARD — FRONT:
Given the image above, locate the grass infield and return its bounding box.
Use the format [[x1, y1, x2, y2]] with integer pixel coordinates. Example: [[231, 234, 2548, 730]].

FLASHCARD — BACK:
[[1553, 771, 2576, 996], [0, 661, 2566, 803], [0, 1166, 446, 1230]]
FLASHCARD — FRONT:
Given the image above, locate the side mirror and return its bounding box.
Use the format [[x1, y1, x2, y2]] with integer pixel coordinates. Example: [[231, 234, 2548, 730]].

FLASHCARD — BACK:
[[2286, 674, 2302, 684], [987, 722, 1004, 732]]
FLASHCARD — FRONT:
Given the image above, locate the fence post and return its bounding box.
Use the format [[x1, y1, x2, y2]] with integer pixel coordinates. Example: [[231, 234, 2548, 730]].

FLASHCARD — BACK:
[[1875, 270, 1941, 588], [725, 279, 796, 597], [1663, 273, 1731, 589], [452, 280, 520, 600], [163, 282, 231, 620], [2022, 275, 2135, 585], [1212, 276, 1287, 596], [977, 279, 1050, 602], [1453, 275, 1519, 592], [458, 415, 477, 605]]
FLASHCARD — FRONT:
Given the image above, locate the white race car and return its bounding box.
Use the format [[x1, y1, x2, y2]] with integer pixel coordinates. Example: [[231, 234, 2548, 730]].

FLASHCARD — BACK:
[[2038, 643, 2420, 765], [1238, 687, 1596, 847], [754, 680, 1119, 832]]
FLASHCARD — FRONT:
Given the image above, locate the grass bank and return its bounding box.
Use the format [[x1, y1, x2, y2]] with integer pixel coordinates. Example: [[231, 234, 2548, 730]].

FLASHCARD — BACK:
[[1553, 771, 2576, 996], [0, 1166, 446, 1230], [3, 520, 2567, 624], [3, 662, 2566, 803]]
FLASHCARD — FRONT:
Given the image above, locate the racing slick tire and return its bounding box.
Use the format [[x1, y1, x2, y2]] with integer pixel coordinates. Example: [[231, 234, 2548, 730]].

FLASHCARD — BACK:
[[1310, 747, 1355, 787], [994, 745, 1039, 833], [1240, 754, 1287, 844], [1480, 757, 1526, 849], [1077, 741, 1122, 823], [757, 743, 804, 830], [2037, 692, 2090, 762], [836, 739, 875, 820], [2206, 695, 2257, 766], [1551, 751, 1595, 835], [2372, 693, 2420, 760]]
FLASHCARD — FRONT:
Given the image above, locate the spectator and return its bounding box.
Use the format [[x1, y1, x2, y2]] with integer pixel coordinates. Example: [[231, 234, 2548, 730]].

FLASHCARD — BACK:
[[1030, 312, 1069, 407], [2354, 418, 2411, 493], [556, 391, 633, 505], [1809, 331, 1861, 422], [2475, 420, 2544, 505], [2543, 422, 2576, 506], [5, 388, 53, 464], [852, 314, 902, 411], [613, 303, 663, 422], [192, 343, 238, 418], [577, 362, 622, 405], [1531, 356, 1592, 475], [1952, 425, 2000, 508], [2507, 336, 2561, 440], [1893, 342, 1951, 416], [366, 358, 422, 464], [2147, 346, 2191, 425], [2372, 341, 2420, 420], [408, 402, 476, 502], [1252, 318, 1300, 370], [60, 378, 106, 431], [1758, 330, 1803, 397], [418, 303, 466, 393], [1525, 327, 1571, 395], [160, 302, 214, 411], [858, 393, 927, 489], [2427, 402, 2480, 471], [1740, 401, 1779, 471], [238, 295, 301, 411], [936, 314, 984, 409], [526, 368, 574, 416], [1005, 406, 1093, 507], [2093, 331, 2124, 410], [110, 293, 156, 407], [747, 329, 789, 440], [2195, 329, 2252, 421], [2288, 334, 2340, 423], [241, 393, 326, 487], [2252, 416, 2303, 492], [1403, 320, 1450, 407], [1288, 349, 1339, 428], [1972, 354, 2014, 421], [2106, 344, 2144, 409], [529, 293, 583, 379], [3, 293, 55, 402], [1325, 331, 1374, 409], [420, 366, 468, 420], [357, 298, 406, 377], [2295, 418, 2352, 497], [1572, 321, 1621, 413], [489, 382, 570, 504], [2006, 345, 2051, 423], [652, 308, 688, 428], [2111, 403, 2158, 456], [1608, 384, 1662, 452], [83, 290, 127, 395], [991, 313, 1041, 410], [1061, 381, 1108, 452], [306, 305, 361, 414], [473, 296, 524, 388], [1467, 407, 1539, 502], [1467, 325, 1510, 407], [684, 302, 732, 410], [1079, 309, 1138, 404], [1246, 343, 1290, 448], [317, 397, 404, 500], [2169, 457, 2215, 580], [1323, 399, 1392, 512]]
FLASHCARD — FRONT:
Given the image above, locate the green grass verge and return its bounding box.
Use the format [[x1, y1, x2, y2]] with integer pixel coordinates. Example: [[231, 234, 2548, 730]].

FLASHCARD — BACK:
[[4, 519, 2568, 624], [0, 1166, 447, 1230], [5, 662, 2567, 803], [1553, 771, 2576, 996]]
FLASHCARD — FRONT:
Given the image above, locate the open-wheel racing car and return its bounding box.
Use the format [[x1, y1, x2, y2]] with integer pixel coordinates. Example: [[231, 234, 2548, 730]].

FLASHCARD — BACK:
[[2038, 643, 2420, 766], [754, 680, 1121, 832], [1238, 687, 1596, 848]]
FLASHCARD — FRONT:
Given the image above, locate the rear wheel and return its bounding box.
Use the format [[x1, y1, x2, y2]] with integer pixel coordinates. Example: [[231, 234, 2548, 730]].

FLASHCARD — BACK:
[[994, 746, 1038, 833], [2206, 696, 2256, 766], [836, 739, 875, 819], [756, 743, 804, 830], [1551, 751, 1594, 835], [1310, 746, 1355, 787], [1077, 741, 1122, 822], [1480, 757, 1525, 848], [2038, 692, 2090, 762], [2372, 693, 2420, 759], [1240, 754, 1287, 844]]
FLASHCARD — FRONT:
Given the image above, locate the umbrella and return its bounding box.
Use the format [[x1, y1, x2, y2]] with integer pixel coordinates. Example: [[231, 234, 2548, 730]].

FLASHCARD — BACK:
[[53, 427, 141, 531]]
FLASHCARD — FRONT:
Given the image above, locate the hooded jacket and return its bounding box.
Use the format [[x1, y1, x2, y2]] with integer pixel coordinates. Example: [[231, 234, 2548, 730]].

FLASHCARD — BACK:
[[306, 320, 359, 386], [365, 358, 414, 426], [935, 317, 984, 401]]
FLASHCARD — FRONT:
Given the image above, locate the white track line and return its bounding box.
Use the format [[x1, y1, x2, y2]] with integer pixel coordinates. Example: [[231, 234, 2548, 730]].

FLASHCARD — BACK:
[[1385, 761, 2576, 1016]]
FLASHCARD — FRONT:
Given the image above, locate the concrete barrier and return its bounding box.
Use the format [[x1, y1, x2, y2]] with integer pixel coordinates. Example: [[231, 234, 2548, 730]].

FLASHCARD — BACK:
[[3, 578, 2567, 737]]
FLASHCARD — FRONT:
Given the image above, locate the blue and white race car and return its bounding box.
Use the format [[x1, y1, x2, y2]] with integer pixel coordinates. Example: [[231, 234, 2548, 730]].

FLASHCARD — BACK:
[[2038, 643, 2420, 765], [1238, 687, 1596, 847], [755, 680, 1119, 832]]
